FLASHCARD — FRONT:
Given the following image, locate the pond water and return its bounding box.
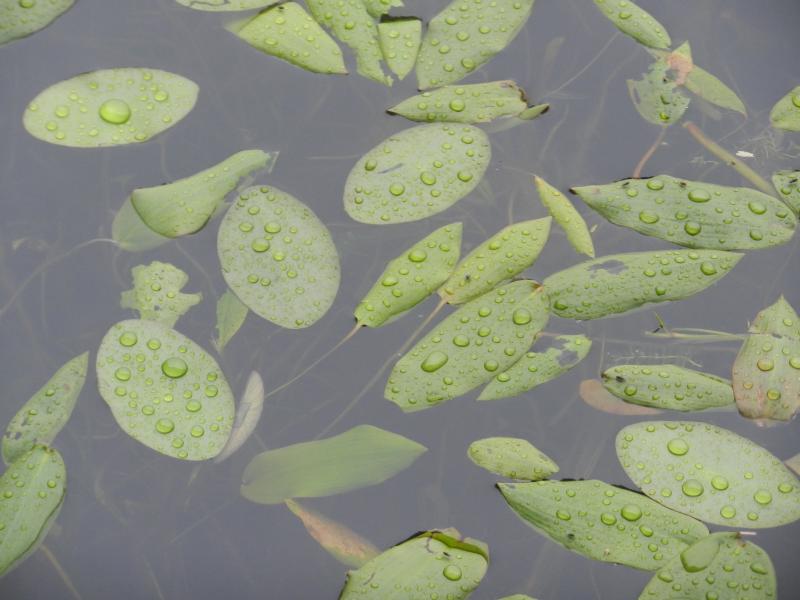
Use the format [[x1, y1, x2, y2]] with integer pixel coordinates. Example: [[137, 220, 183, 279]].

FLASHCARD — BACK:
[[1, 0, 799, 598]]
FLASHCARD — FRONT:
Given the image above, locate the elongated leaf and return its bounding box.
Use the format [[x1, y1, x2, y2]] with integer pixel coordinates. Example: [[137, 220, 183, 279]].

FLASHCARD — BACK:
[[214, 290, 248, 352], [218, 185, 340, 329], [355, 223, 462, 328], [242, 425, 425, 504], [386, 281, 550, 412], [772, 169, 800, 216], [544, 249, 742, 320], [96, 319, 235, 461], [344, 124, 491, 224], [616, 421, 800, 528], [2, 353, 87, 465], [535, 177, 594, 257], [0, 0, 73, 46], [468, 437, 558, 480], [362, 0, 402, 18], [416, 0, 535, 90], [770, 86, 800, 131], [479, 335, 592, 401], [23, 68, 198, 147], [499, 480, 708, 571], [627, 59, 689, 126], [176, 0, 279, 11], [592, 0, 670, 49], [638, 533, 776, 600], [120, 261, 202, 328], [579, 379, 661, 416], [377, 17, 420, 81], [439, 218, 551, 305], [574, 176, 796, 250], [112, 198, 170, 252], [214, 371, 264, 464]]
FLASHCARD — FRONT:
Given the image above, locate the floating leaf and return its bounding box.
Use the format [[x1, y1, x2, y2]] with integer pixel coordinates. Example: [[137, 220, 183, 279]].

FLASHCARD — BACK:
[[544, 249, 742, 320], [131, 150, 273, 238], [638, 533, 776, 600], [573, 176, 796, 251], [592, 0, 670, 49], [385, 281, 550, 412], [535, 177, 594, 258], [343, 124, 491, 224], [354, 223, 462, 328], [112, 198, 170, 252], [218, 185, 340, 329], [241, 425, 426, 504], [175, 0, 279, 11], [377, 17, 420, 80], [769, 86, 800, 131], [786, 453, 800, 476], [579, 379, 661, 416], [627, 59, 689, 126], [616, 421, 800, 528], [416, 0, 536, 90], [772, 169, 800, 216], [214, 290, 248, 352], [439, 218, 551, 305], [23, 68, 198, 147], [468, 437, 558, 480], [2, 353, 87, 465], [479, 335, 592, 401], [214, 371, 264, 464], [499, 480, 708, 571], [0, 446, 66, 577], [96, 319, 235, 461], [362, 0, 402, 18], [120, 261, 202, 328], [518, 104, 549, 120], [0, 0, 73, 46]]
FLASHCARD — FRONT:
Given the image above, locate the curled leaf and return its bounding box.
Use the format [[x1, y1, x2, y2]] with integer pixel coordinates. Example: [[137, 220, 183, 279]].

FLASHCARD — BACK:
[[377, 17, 420, 81], [120, 261, 202, 328], [535, 176, 594, 257], [0, 0, 73, 46], [214, 371, 264, 464], [770, 86, 800, 131], [592, 0, 671, 49], [468, 437, 558, 480]]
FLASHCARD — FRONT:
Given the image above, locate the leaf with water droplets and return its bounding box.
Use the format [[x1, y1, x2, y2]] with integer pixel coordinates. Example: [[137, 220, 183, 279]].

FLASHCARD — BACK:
[[214, 290, 248, 352], [218, 185, 340, 329], [498, 480, 708, 571], [23, 68, 198, 147], [573, 176, 796, 250], [468, 437, 558, 480], [214, 371, 264, 464], [355, 223, 462, 328], [344, 124, 491, 224], [579, 379, 662, 416], [377, 17, 420, 80], [96, 319, 235, 461], [385, 281, 550, 412], [592, 0, 670, 49], [362, 0, 402, 18], [120, 261, 202, 328], [627, 58, 689, 126], [0, 0, 73, 46], [616, 420, 800, 528], [112, 198, 170, 252], [770, 86, 800, 131], [772, 169, 800, 216], [544, 249, 742, 320], [535, 177, 594, 258], [175, 0, 279, 11], [478, 335, 592, 401], [241, 425, 426, 504], [638, 533, 775, 600]]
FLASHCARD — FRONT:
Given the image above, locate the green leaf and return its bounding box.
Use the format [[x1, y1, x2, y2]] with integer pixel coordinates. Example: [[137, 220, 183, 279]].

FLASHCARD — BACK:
[[229, 3, 348, 75], [343, 124, 491, 224], [627, 59, 689, 126], [638, 533, 776, 600], [439, 218, 551, 305], [385, 281, 550, 412], [112, 198, 170, 252], [579, 379, 662, 416], [339, 529, 488, 600], [772, 169, 800, 216], [544, 249, 742, 320], [218, 185, 340, 329], [2, 353, 87, 465], [498, 480, 708, 571], [131, 150, 274, 238], [616, 420, 800, 528], [241, 425, 426, 504], [214, 290, 249, 352], [120, 261, 202, 328], [0, 0, 73, 46], [214, 371, 264, 464], [377, 17, 420, 81], [769, 86, 800, 131], [175, 0, 279, 11], [786, 453, 800, 476], [362, 0, 402, 18], [478, 335, 592, 401], [601, 364, 734, 412], [96, 319, 235, 461], [592, 0, 670, 49], [354, 223, 462, 328], [468, 437, 558, 480], [535, 177, 594, 258], [518, 103, 550, 120], [573, 175, 796, 251], [23, 68, 198, 147]]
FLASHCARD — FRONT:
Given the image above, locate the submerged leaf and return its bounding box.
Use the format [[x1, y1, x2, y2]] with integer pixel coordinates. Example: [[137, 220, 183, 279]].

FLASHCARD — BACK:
[[0, 0, 73, 46], [769, 86, 800, 131], [214, 371, 264, 464], [377, 17, 420, 81], [627, 59, 689, 126], [534, 177, 594, 257], [772, 169, 800, 216], [214, 290, 248, 352], [579, 379, 661, 416], [241, 425, 426, 504], [592, 0, 670, 49], [468, 437, 558, 480], [175, 0, 279, 11], [112, 198, 170, 252], [23, 68, 198, 147], [120, 261, 202, 328]]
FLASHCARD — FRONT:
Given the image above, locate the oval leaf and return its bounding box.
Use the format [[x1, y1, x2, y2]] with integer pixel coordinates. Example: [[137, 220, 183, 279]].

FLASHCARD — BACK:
[[535, 177, 594, 257], [592, 0, 671, 49], [0, 0, 73, 46], [468, 437, 558, 480], [378, 17, 421, 81], [579, 379, 661, 416], [214, 371, 264, 464], [175, 0, 279, 11], [769, 86, 800, 131], [120, 261, 202, 328], [214, 289, 249, 352], [627, 59, 689, 126], [772, 169, 800, 216]]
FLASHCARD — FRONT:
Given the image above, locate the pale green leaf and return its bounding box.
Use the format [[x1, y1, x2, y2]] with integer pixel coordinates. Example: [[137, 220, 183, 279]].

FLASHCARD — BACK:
[[468, 437, 558, 480], [668, 43, 747, 116], [592, 0, 671, 49], [772, 169, 800, 216], [377, 17, 420, 80], [214, 371, 264, 464], [579, 379, 662, 416], [786, 453, 800, 476], [175, 0, 279, 11], [769, 86, 800, 131], [112, 198, 170, 252], [120, 261, 202, 328], [627, 59, 689, 126], [362, 0, 402, 18], [748, 295, 800, 338], [535, 176, 594, 257], [0, 0, 73, 46], [517, 104, 550, 120], [214, 289, 248, 352]]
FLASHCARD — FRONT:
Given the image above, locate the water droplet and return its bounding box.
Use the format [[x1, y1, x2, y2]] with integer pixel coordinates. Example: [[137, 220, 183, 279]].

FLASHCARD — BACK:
[[155, 418, 175, 434], [408, 249, 427, 262], [700, 262, 717, 276], [621, 504, 642, 521], [99, 99, 132, 124], [756, 358, 774, 371], [688, 189, 711, 203], [161, 357, 188, 379], [710, 476, 729, 491], [720, 505, 736, 519], [748, 201, 767, 215], [452, 335, 469, 347], [389, 183, 405, 196], [442, 565, 462, 581], [421, 351, 449, 373], [639, 211, 660, 224], [449, 99, 465, 112], [667, 438, 689, 455], [681, 479, 704, 497], [684, 221, 702, 236], [119, 331, 138, 346], [114, 367, 131, 381], [512, 308, 532, 325], [600, 512, 617, 526], [753, 489, 772, 505]]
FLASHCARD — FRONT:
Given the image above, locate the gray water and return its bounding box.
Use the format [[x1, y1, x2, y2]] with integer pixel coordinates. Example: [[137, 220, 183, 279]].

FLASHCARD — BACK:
[[1, 0, 799, 598]]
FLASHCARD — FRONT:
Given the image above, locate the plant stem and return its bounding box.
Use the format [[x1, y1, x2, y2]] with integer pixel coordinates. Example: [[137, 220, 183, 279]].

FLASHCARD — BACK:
[[633, 127, 667, 178], [41, 545, 82, 600]]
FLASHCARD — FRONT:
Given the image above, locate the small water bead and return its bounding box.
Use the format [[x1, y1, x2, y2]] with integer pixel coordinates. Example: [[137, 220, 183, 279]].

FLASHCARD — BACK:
[[389, 183, 405, 196], [681, 479, 704, 497], [710, 476, 729, 491], [620, 504, 642, 521], [512, 309, 532, 325], [720, 505, 736, 519], [99, 99, 132, 124], [452, 335, 470, 347], [667, 438, 689, 456], [119, 331, 138, 347], [556, 509, 571, 521], [639, 211, 660, 224], [646, 179, 665, 191], [142, 405, 155, 416], [688, 189, 711, 203], [251, 239, 270, 253], [114, 367, 131, 382], [600, 512, 617, 526], [700, 262, 717, 276], [442, 565, 462, 581], [408, 249, 427, 262], [778, 482, 794, 493], [756, 358, 774, 371], [19, 0, 36, 7], [457, 170, 473, 182], [161, 357, 188, 378], [420, 171, 437, 185], [753, 490, 772, 505], [381, 276, 398, 287], [421, 351, 449, 372], [748, 201, 767, 215], [684, 221, 702, 236], [792, 94, 800, 109], [186, 400, 202, 412], [190, 426, 205, 438], [449, 99, 466, 112], [155, 418, 175, 434], [484, 360, 499, 372]]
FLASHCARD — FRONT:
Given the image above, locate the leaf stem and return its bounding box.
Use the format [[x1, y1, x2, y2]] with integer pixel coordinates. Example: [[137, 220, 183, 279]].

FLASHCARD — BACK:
[[40, 545, 83, 600], [633, 127, 667, 178]]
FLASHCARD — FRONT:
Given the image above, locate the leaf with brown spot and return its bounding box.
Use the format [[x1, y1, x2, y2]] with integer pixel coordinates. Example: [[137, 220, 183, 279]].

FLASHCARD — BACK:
[[579, 379, 661, 416]]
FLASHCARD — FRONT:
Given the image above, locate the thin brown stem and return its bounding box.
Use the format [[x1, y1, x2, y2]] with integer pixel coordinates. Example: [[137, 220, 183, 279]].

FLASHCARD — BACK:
[[633, 127, 667, 178]]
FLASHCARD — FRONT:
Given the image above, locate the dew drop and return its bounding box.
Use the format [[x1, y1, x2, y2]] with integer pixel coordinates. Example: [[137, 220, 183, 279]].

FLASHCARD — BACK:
[[99, 99, 132, 124], [161, 357, 188, 379]]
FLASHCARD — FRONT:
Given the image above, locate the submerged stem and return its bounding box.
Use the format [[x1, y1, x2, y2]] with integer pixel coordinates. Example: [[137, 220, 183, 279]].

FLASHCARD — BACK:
[[40, 545, 83, 600], [633, 127, 667, 178]]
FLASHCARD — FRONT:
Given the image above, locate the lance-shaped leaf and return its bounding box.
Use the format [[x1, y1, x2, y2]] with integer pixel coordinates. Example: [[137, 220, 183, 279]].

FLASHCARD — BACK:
[[377, 17, 420, 80], [214, 371, 264, 464], [601, 364, 734, 412], [638, 533, 776, 600], [438, 218, 551, 305], [385, 281, 550, 412], [120, 261, 202, 328], [468, 437, 558, 480], [772, 169, 800, 216], [343, 124, 491, 225], [0, 0, 73, 46], [2, 353, 87, 465], [339, 529, 488, 600], [241, 425, 426, 504], [229, 3, 347, 75], [218, 185, 340, 329], [96, 319, 235, 461], [23, 68, 198, 147], [579, 379, 661, 416], [627, 59, 689, 126], [416, 0, 535, 90], [544, 249, 742, 320], [770, 86, 800, 131], [362, 0, 402, 18], [498, 480, 708, 571], [286, 499, 379, 568], [592, 0, 670, 49], [175, 0, 279, 11], [354, 223, 463, 328], [573, 176, 796, 251], [112, 198, 170, 252], [616, 421, 800, 528], [535, 177, 594, 258], [214, 290, 248, 352], [479, 335, 592, 401], [0, 446, 66, 577]]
